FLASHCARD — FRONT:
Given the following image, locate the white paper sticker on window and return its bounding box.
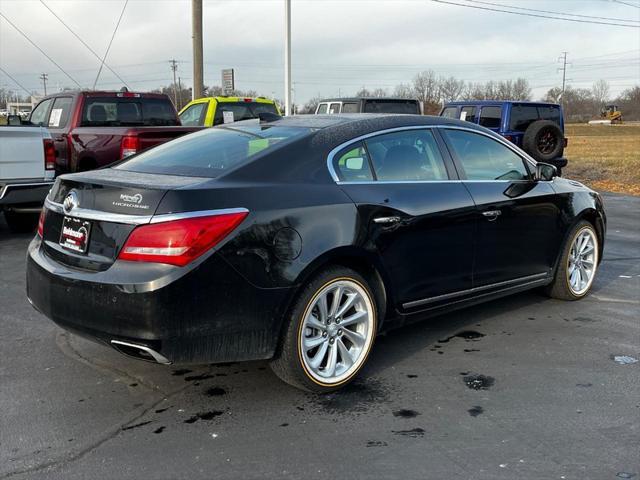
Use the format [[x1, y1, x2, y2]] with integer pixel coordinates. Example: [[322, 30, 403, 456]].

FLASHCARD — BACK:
[[460, 111, 467, 121], [49, 108, 63, 127], [223, 111, 234, 124]]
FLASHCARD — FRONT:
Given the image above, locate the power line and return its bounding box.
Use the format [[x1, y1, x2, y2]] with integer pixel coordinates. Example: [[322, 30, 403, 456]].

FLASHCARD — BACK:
[[0, 67, 35, 97], [611, 0, 640, 9], [0, 11, 82, 88], [93, 0, 128, 89], [39, 0, 130, 89], [465, 0, 639, 23], [431, 0, 640, 27]]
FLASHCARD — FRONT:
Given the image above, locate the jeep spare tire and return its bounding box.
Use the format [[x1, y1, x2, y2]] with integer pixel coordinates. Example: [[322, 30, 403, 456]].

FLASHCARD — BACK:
[[522, 120, 564, 162]]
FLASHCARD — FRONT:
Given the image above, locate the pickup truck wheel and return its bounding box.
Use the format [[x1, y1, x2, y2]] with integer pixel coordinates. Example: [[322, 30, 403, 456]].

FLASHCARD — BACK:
[[522, 120, 564, 162], [4, 211, 39, 233]]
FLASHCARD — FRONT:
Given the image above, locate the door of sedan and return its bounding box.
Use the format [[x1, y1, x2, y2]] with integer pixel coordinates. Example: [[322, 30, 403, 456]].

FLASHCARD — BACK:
[[440, 127, 562, 288], [329, 127, 477, 311]]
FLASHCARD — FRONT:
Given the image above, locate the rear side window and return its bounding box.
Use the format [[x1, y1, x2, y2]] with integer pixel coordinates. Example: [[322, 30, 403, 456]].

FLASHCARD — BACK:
[[443, 129, 529, 181], [341, 102, 359, 113], [460, 106, 477, 123], [316, 103, 329, 114], [363, 99, 420, 114], [48, 97, 72, 128], [116, 126, 311, 178], [366, 129, 448, 181], [479, 106, 502, 129], [30, 98, 53, 126], [213, 102, 278, 125], [332, 142, 374, 182], [81, 97, 178, 126], [441, 107, 457, 119], [179, 102, 207, 126], [329, 103, 341, 114], [509, 105, 540, 132], [538, 105, 562, 124]]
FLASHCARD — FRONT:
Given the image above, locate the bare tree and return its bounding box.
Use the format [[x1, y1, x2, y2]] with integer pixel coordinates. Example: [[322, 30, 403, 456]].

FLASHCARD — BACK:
[[370, 87, 388, 97], [592, 79, 610, 108], [439, 76, 465, 102], [512, 78, 532, 101], [355, 86, 371, 97], [413, 70, 440, 113]]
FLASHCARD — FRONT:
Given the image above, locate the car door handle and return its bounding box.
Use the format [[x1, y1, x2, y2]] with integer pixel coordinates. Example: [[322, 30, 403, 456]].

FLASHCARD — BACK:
[[373, 216, 401, 224], [482, 210, 502, 220]]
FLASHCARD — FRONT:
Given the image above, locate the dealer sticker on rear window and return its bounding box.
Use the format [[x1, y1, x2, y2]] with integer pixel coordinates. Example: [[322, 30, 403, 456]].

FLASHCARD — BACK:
[[59, 217, 91, 254]]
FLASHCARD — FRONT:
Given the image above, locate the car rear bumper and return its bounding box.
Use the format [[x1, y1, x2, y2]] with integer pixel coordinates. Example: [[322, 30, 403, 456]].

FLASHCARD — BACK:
[[26, 237, 292, 364], [0, 179, 54, 209]]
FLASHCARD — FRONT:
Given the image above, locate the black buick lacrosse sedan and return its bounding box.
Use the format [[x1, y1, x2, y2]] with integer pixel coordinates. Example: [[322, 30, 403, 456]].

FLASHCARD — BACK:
[[27, 114, 605, 392]]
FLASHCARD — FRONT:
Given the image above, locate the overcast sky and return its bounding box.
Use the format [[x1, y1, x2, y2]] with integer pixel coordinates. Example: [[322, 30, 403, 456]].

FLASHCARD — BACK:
[[1, 0, 639, 103]]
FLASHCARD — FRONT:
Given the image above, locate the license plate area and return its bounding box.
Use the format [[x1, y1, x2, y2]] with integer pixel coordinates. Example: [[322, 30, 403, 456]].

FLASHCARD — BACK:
[[59, 217, 91, 254]]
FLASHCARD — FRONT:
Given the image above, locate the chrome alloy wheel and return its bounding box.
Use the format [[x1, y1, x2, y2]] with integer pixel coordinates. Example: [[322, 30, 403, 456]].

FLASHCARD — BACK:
[[567, 227, 598, 296], [299, 279, 375, 385]]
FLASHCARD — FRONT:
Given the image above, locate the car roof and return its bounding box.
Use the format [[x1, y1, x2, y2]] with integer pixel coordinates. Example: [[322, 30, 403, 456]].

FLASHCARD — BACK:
[[318, 97, 419, 103], [444, 100, 560, 107]]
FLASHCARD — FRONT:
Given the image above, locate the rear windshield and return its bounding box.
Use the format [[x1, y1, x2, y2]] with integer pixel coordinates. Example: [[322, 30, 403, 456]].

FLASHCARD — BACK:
[[363, 99, 420, 114], [81, 97, 178, 127], [509, 104, 561, 131], [213, 101, 279, 125], [115, 125, 311, 178]]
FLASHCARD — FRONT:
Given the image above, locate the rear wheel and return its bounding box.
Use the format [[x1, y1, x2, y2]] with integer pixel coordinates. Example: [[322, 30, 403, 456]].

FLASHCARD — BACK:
[[4, 210, 39, 233], [545, 221, 599, 300], [270, 267, 377, 392], [522, 120, 564, 162]]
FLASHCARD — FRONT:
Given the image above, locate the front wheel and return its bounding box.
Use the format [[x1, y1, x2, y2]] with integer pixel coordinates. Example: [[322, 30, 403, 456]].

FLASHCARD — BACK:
[[545, 221, 599, 300], [270, 267, 377, 393]]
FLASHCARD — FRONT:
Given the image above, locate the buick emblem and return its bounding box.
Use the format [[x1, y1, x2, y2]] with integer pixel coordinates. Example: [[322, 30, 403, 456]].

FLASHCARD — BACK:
[[63, 191, 79, 214]]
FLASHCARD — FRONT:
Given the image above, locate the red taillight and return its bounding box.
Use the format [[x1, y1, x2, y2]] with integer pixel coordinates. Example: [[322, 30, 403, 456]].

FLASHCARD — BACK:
[[118, 211, 248, 266], [43, 139, 56, 170], [120, 135, 139, 159], [37, 208, 46, 237], [243, 98, 252, 102]]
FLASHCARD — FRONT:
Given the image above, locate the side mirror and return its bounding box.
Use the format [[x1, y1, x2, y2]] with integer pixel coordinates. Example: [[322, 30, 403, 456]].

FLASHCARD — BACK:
[[535, 162, 557, 181]]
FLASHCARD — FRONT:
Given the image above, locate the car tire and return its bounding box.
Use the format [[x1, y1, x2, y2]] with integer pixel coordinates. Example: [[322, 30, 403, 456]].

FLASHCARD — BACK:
[[522, 120, 564, 162], [545, 221, 599, 301], [270, 266, 378, 393], [4, 210, 39, 233]]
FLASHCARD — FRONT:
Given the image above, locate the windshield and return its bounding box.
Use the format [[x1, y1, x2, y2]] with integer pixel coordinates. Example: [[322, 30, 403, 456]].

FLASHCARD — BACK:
[[115, 125, 311, 178], [81, 97, 179, 127], [213, 102, 279, 125]]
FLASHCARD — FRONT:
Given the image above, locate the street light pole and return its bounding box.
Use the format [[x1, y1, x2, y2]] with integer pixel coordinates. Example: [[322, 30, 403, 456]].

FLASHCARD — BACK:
[[192, 0, 204, 100], [284, 0, 291, 116]]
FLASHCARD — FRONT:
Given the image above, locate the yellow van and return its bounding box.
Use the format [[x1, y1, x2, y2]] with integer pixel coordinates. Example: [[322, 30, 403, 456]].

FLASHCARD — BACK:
[[179, 96, 280, 127]]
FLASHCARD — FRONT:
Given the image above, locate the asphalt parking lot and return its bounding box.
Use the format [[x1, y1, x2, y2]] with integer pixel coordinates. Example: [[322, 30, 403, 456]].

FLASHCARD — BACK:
[[1, 192, 638, 480]]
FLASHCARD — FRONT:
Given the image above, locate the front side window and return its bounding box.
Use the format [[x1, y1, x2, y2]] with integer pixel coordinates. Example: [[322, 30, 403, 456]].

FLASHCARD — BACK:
[[116, 126, 311, 178], [443, 129, 530, 181], [479, 106, 502, 129], [509, 105, 540, 132], [48, 97, 72, 128], [441, 106, 457, 119], [179, 102, 207, 126], [332, 142, 374, 182], [365, 129, 448, 181], [460, 106, 477, 123], [316, 103, 328, 114], [30, 98, 53, 126]]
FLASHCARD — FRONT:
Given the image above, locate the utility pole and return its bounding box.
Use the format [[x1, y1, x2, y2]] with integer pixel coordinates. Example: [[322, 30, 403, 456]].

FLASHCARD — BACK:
[[178, 77, 183, 109], [192, 0, 203, 100], [169, 59, 178, 107], [284, 0, 291, 116], [39, 73, 48, 96], [557, 52, 570, 107]]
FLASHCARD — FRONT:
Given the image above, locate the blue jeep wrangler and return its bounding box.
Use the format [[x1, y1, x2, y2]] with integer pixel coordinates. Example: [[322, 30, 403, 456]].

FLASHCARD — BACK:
[[440, 101, 568, 173]]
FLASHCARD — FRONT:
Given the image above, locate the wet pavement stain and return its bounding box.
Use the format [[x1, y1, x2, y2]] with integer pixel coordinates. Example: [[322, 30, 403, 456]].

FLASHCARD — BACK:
[[312, 379, 390, 415], [576, 383, 593, 388], [153, 426, 165, 434], [184, 411, 224, 424], [129, 383, 138, 387], [438, 331, 486, 343], [464, 349, 480, 353], [616, 473, 637, 479], [122, 421, 152, 431], [279, 423, 289, 427], [468, 406, 484, 417], [393, 409, 421, 418], [171, 369, 192, 376], [366, 441, 388, 447], [463, 374, 495, 390], [406, 374, 418, 378], [155, 407, 171, 413], [392, 428, 425, 438], [184, 374, 215, 382], [205, 387, 226, 397]]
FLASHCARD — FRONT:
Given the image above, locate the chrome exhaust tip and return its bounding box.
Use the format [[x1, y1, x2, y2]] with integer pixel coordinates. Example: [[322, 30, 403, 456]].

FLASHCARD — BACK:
[[110, 340, 171, 365]]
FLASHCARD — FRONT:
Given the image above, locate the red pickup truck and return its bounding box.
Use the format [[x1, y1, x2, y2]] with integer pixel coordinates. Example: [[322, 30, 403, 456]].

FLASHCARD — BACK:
[[28, 90, 202, 174]]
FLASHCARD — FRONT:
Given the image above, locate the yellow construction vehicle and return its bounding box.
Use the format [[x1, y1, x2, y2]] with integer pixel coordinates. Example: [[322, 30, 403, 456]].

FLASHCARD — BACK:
[[601, 104, 623, 124]]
